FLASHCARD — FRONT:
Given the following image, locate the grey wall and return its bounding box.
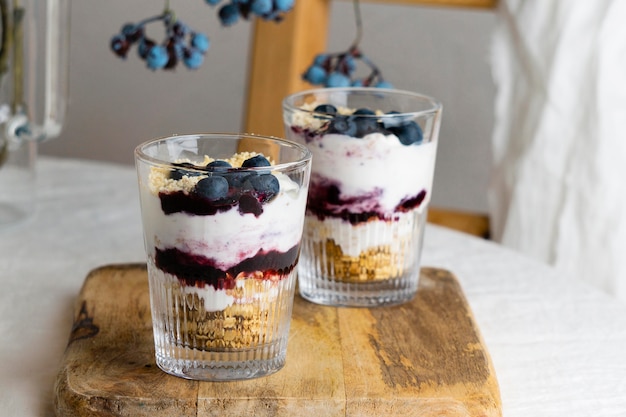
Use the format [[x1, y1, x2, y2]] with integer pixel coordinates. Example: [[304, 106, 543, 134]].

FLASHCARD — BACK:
[[40, 1, 495, 213]]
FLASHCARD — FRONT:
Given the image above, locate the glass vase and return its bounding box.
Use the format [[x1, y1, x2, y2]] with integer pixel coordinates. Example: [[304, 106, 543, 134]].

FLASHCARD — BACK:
[[0, 0, 70, 228]]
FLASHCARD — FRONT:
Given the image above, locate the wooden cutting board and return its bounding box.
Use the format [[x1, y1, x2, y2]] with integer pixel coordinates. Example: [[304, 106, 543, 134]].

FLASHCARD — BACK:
[[54, 264, 501, 417]]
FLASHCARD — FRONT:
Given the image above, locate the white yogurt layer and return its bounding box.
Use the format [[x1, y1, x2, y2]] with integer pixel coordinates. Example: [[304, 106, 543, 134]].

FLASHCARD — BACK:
[[140, 172, 308, 271], [305, 132, 437, 212]]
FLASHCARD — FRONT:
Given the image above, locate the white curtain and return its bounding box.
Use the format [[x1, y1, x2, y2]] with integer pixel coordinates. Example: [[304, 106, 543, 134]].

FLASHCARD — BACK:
[[490, 0, 626, 301]]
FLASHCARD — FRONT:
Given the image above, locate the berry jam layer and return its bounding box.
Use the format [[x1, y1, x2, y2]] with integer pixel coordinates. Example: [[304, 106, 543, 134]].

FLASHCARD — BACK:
[[155, 245, 300, 290], [159, 189, 266, 217], [306, 176, 427, 225]]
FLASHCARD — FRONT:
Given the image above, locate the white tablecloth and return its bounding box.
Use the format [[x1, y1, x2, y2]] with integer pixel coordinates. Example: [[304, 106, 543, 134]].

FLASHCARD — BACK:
[[1, 157, 625, 416]]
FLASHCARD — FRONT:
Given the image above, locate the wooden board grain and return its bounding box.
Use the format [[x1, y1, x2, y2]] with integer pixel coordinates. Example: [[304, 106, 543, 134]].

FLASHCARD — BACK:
[[54, 264, 501, 417]]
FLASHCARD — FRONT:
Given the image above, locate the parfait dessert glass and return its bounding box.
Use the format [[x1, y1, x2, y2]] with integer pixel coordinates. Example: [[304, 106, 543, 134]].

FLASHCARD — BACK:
[[283, 87, 442, 307]]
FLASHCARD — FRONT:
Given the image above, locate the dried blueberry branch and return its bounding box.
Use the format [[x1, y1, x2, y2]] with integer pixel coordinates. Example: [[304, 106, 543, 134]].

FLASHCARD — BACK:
[[110, 6, 210, 71], [110, 0, 295, 71], [302, 0, 392, 88]]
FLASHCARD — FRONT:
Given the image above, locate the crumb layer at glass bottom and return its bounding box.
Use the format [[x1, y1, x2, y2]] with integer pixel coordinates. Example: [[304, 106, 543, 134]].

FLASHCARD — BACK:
[[146, 260, 296, 381], [297, 208, 427, 307]]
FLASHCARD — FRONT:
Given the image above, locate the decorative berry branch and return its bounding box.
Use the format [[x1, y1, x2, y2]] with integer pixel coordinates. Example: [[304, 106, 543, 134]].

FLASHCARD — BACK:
[[110, 0, 295, 71], [110, 5, 210, 71], [302, 0, 392, 88]]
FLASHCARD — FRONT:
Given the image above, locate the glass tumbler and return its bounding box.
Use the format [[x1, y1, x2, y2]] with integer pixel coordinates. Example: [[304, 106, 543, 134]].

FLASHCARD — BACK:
[[283, 87, 442, 307], [135, 133, 311, 380]]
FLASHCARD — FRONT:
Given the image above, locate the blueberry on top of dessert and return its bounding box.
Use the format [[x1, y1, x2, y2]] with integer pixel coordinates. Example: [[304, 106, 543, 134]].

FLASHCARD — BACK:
[[312, 103, 424, 145]]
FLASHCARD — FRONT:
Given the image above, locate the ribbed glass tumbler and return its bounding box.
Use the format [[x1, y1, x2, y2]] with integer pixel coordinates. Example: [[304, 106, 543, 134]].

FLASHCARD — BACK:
[[135, 133, 311, 380], [283, 88, 442, 307]]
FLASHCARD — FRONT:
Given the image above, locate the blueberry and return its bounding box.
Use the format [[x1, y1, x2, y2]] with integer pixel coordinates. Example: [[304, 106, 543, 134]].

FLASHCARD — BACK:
[[381, 111, 406, 129], [191, 32, 210, 53], [346, 109, 380, 137], [146, 45, 169, 70], [326, 72, 351, 88], [172, 22, 189, 39], [303, 65, 327, 85], [218, 3, 240, 26], [242, 154, 271, 168], [110, 35, 130, 58], [205, 160, 232, 171], [224, 171, 252, 188], [353, 116, 380, 137], [137, 37, 155, 59], [313, 104, 337, 117], [170, 162, 202, 180], [195, 176, 229, 201], [313, 53, 329, 67], [327, 116, 357, 137], [121, 24, 143, 42], [390, 121, 424, 145], [183, 48, 204, 69], [249, 174, 280, 202], [251, 0, 273, 15], [341, 55, 357, 73]]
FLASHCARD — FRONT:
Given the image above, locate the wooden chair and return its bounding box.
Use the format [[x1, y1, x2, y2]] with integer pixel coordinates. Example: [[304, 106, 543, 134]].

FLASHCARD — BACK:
[[244, 0, 495, 238]]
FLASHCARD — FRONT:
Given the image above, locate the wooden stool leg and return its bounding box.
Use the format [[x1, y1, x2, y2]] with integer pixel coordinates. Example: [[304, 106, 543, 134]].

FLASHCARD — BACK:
[[427, 208, 490, 238]]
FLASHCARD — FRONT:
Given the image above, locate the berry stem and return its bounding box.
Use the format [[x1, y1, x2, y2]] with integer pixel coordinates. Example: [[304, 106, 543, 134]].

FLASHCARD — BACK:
[[349, 0, 363, 50], [135, 12, 172, 29], [163, 0, 175, 22]]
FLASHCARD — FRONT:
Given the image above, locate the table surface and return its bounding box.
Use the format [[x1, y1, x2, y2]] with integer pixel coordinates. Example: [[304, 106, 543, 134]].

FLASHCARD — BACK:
[[1, 157, 625, 417]]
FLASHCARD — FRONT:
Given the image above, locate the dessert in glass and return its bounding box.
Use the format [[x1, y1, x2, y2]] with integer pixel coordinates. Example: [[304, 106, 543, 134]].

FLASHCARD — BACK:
[[135, 133, 311, 380], [283, 88, 442, 307]]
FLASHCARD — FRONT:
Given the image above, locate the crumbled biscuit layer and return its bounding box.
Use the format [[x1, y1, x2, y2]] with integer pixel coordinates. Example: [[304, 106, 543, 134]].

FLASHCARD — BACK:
[[168, 275, 286, 350], [315, 239, 406, 282]]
